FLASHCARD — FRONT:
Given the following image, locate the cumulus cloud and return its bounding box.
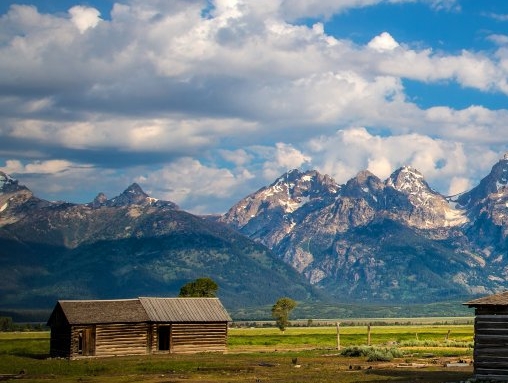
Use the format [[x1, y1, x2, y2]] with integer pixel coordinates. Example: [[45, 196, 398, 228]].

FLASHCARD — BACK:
[[305, 127, 479, 194], [262, 143, 311, 181], [69, 6, 101, 33], [0, 0, 505, 212], [1, 159, 71, 174], [276, 0, 460, 20], [448, 176, 471, 196], [367, 157, 393, 180], [484, 12, 508, 22], [219, 149, 253, 166], [0, 159, 102, 197], [135, 158, 256, 213], [368, 32, 399, 52], [487, 34, 508, 45]]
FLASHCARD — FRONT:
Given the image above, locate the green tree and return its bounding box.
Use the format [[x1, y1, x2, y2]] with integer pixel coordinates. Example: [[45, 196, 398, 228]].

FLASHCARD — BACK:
[[0, 317, 13, 331], [271, 297, 297, 333], [179, 277, 218, 297]]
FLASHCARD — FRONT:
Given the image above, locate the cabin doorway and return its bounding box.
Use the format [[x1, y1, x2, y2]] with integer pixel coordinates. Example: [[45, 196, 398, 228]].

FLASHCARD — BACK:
[[158, 326, 170, 351], [78, 326, 96, 356]]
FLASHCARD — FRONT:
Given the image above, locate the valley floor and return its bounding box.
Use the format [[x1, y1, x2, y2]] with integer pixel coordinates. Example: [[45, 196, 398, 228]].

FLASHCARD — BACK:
[[0, 326, 475, 383]]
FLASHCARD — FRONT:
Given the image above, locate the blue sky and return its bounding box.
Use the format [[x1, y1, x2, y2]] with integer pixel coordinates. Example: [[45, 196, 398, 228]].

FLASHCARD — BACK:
[[1, 0, 508, 213]]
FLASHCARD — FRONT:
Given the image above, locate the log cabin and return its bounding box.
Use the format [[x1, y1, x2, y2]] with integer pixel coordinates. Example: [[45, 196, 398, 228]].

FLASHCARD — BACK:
[[465, 291, 508, 381], [47, 297, 232, 358]]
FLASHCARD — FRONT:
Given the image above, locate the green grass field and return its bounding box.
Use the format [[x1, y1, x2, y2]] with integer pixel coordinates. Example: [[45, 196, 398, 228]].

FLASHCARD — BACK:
[[0, 324, 475, 382], [228, 325, 473, 349]]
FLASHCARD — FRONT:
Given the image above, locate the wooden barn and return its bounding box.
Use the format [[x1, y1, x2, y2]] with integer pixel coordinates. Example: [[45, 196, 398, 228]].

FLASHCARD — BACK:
[[465, 291, 508, 381], [47, 297, 232, 358]]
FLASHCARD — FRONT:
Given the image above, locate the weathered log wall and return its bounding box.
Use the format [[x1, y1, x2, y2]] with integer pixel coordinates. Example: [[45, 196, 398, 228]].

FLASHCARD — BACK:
[[95, 323, 149, 357], [474, 314, 508, 381], [70, 323, 149, 358], [62, 321, 228, 358], [171, 322, 228, 353], [150, 322, 228, 354]]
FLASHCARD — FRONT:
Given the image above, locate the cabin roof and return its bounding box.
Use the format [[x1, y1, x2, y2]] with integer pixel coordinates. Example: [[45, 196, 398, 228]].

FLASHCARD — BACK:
[[465, 291, 508, 307], [48, 297, 231, 325], [53, 299, 149, 325], [140, 297, 232, 322]]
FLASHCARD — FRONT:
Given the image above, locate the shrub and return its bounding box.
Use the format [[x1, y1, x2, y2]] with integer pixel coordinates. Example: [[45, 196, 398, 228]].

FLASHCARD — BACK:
[[367, 350, 393, 362], [340, 346, 371, 357], [399, 339, 473, 348], [341, 346, 404, 361]]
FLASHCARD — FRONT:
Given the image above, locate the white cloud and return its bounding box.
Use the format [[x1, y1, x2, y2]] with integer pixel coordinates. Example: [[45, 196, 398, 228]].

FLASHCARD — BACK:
[[136, 157, 255, 213], [69, 6, 101, 33], [0, 159, 100, 197], [425, 0, 460, 11], [0, 0, 505, 213], [276, 0, 460, 20], [4, 117, 258, 153], [367, 157, 393, 180], [306, 127, 473, 194], [0, 159, 96, 175], [368, 32, 399, 52], [487, 34, 508, 45], [485, 12, 508, 22], [448, 176, 471, 196], [219, 149, 253, 166], [262, 143, 311, 180]]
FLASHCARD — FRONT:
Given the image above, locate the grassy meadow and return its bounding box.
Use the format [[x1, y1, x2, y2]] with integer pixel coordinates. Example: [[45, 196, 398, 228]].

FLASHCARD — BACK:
[[0, 323, 475, 382]]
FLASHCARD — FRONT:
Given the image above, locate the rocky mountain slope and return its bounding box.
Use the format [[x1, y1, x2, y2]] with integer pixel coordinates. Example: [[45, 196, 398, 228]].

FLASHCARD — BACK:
[[0, 172, 319, 311], [3, 155, 508, 315], [220, 156, 508, 303]]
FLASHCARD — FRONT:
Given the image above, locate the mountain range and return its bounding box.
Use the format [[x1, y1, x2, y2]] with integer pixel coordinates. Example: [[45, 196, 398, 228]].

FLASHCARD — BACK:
[[0, 174, 319, 317], [219, 156, 508, 303], [1, 155, 508, 319]]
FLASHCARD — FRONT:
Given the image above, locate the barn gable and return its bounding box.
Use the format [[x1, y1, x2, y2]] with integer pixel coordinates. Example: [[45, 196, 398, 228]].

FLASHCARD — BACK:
[[47, 297, 231, 358], [466, 291, 508, 381]]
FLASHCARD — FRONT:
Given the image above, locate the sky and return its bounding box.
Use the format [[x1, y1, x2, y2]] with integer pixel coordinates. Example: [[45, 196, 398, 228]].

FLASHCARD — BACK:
[[1, 0, 508, 214]]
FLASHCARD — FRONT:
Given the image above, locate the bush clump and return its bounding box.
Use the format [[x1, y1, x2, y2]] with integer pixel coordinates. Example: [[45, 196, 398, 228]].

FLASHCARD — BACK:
[[399, 339, 473, 348], [340, 346, 371, 357], [341, 346, 404, 362]]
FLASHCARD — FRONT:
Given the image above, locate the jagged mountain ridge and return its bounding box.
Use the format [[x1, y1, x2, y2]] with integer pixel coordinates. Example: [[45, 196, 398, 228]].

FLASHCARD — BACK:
[[220, 157, 508, 302], [0, 173, 320, 311], [3, 155, 508, 311], [454, 155, 508, 254], [221, 169, 341, 249]]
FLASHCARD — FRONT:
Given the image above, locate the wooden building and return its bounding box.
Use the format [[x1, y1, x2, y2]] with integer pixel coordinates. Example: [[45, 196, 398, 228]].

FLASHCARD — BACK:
[[465, 291, 508, 381], [47, 297, 232, 358]]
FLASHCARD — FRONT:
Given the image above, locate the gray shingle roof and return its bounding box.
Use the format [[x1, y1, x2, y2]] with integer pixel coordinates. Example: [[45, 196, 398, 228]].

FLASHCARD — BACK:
[[139, 297, 232, 322], [465, 291, 508, 307], [50, 297, 231, 325], [57, 299, 149, 324]]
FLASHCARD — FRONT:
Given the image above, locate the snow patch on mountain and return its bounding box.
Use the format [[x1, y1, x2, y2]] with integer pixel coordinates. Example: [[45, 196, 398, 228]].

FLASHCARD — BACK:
[[280, 195, 311, 213], [444, 208, 468, 226], [0, 172, 17, 193]]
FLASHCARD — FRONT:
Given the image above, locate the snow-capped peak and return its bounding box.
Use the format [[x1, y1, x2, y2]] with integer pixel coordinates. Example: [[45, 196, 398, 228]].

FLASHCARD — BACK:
[[0, 171, 28, 194], [386, 166, 428, 193], [0, 172, 16, 190]]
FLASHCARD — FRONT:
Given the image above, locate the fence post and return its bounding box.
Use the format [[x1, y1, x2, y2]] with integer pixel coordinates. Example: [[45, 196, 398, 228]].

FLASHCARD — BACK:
[[336, 322, 341, 351]]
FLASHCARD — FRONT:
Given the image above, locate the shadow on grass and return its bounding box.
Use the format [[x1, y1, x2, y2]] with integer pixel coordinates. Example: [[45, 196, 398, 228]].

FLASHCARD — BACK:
[[365, 368, 473, 382], [10, 350, 49, 360]]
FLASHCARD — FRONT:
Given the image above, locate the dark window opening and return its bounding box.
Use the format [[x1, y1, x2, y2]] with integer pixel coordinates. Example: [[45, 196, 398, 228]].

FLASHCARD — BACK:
[[78, 331, 83, 354], [158, 326, 170, 351]]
